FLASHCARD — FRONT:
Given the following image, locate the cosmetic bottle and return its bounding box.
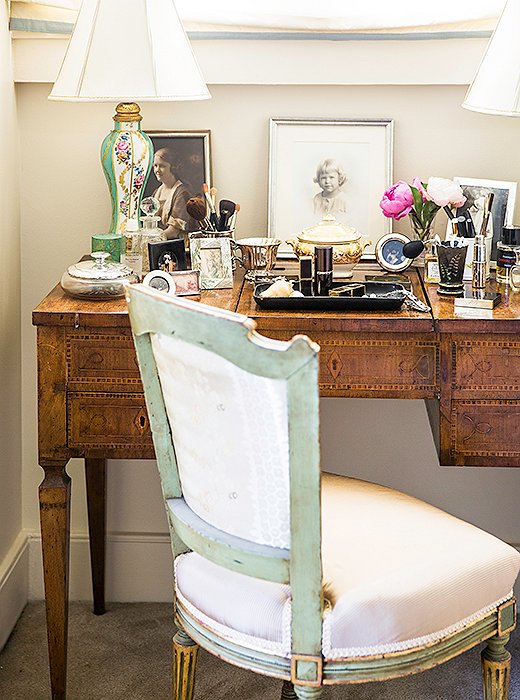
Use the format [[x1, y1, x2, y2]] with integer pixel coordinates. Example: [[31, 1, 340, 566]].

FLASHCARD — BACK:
[[314, 245, 333, 296], [472, 234, 486, 290], [121, 218, 143, 277], [299, 256, 313, 296]]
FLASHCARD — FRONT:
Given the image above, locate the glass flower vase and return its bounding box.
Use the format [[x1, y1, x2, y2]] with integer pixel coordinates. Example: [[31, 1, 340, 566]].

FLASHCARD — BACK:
[[408, 214, 435, 266], [408, 213, 435, 242]]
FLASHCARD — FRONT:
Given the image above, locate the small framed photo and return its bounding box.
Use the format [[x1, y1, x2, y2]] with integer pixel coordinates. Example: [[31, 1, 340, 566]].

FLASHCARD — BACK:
[[143, 131, 212, 238], [142, 270, 176, 295], [375, 233, 412, 272], [190, 236, 233, 289], [169, 269, 200, 296], [268, 118, 394, 256], [148, 239, 187, 273], [452, 177, 517, 259]]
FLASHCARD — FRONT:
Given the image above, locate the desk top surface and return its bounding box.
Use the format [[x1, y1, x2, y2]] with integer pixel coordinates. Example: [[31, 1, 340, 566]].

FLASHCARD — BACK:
[[33, 263, 520, 334]]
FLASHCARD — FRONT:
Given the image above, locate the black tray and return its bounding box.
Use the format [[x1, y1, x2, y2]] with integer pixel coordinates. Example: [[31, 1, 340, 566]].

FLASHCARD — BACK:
[[253, 281, 406, 311]]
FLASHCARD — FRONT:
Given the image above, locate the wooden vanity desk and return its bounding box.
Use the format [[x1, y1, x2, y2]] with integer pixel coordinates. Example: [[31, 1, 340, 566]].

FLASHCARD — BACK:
[[32, 265, 520, 699]]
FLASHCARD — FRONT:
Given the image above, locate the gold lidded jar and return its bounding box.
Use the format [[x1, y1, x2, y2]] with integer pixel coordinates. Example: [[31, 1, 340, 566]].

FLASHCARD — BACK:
[[288, 215, 371, 277], [60, 252, 139, 299]]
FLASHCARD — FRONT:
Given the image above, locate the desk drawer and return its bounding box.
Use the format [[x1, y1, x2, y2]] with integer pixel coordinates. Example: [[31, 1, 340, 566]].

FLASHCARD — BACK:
[[452, 338, 520, 394], [450, 399, 520, 460], [68, 392, 153, 449], [318, 338, 439, 396], [66, 333, 142, 386]]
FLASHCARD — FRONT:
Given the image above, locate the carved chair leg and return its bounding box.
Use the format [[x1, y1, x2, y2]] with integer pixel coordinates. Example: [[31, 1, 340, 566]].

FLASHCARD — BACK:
[[172, 629, 199, 700], [293, 686, 323, 699], [482, 633, 511, 700], [281, 679, 298, 699]]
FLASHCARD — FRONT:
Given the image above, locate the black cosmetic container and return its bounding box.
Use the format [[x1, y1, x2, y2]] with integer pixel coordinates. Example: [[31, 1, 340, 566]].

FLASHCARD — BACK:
[[314, 245, 333, 296]]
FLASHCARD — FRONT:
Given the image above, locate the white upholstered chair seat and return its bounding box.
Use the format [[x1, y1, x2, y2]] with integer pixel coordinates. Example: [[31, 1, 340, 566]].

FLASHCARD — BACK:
[[174, 472, 520, 660]]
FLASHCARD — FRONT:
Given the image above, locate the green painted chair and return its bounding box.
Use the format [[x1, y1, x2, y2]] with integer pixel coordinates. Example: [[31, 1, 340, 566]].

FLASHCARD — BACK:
[[126, 284, 520, 700]]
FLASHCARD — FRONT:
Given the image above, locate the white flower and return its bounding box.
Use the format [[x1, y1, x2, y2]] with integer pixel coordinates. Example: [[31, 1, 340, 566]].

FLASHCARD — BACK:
[[426, 177, 466, 208]]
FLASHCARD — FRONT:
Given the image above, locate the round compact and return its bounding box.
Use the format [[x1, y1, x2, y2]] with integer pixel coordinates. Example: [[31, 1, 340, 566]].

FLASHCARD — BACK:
[[60, 252, 138, 299], [375, 233, 414, 273]]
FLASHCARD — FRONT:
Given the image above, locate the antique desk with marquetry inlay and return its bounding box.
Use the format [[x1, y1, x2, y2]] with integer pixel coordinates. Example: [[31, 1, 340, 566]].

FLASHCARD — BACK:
[[32, 265, 520, 699]]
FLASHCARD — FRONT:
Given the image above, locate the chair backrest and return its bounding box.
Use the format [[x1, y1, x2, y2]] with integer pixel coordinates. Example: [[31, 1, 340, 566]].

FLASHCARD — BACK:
[[127, 284, 323, 659]]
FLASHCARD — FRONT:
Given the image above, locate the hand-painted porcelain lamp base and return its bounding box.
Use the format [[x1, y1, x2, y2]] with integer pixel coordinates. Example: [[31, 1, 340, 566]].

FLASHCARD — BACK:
[[101, 102, 153, 236]]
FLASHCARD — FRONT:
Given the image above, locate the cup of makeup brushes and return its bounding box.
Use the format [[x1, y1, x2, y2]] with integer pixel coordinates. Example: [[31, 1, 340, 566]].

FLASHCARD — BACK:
[[437, 241, 468, 296]]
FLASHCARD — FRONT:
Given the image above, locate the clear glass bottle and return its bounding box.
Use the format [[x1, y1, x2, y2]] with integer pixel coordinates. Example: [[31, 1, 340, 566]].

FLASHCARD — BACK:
[[139, 197, 164, 274], [121, 218, 143, 278]]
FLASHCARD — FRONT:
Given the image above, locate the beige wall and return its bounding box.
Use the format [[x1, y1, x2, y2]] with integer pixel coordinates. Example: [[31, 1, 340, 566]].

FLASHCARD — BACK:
[[17, 76, 520, 599], [0, 6, 24, 648]]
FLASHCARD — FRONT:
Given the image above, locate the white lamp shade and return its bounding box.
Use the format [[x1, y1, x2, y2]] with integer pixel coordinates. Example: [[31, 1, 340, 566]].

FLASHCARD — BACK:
[[49, 0, 210, 101], [463, 0, 520, 116]]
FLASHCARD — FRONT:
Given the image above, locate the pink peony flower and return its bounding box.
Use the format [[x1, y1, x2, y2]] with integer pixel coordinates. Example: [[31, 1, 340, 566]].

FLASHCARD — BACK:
[[411, 177, 427, 201], [379, 181, 414, 220]]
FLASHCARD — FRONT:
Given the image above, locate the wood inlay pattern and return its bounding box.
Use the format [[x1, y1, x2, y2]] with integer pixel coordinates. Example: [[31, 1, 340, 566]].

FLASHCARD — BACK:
[[67, 392, 153, 448], [452, 339, 520, 392], [450, 400, 520, 457], [319, 339, 439, 392], [67, 333, 142, 384]]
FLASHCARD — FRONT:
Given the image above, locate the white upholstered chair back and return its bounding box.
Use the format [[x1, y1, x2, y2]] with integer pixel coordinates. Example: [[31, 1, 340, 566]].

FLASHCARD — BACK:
[[150, 332, 291, 548]]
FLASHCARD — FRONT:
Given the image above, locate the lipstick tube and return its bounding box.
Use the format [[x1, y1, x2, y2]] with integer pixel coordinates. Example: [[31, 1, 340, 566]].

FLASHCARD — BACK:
[[314, 245, 333, 296]]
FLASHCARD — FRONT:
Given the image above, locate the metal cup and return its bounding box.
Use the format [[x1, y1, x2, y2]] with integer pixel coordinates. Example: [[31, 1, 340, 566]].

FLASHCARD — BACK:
[[231, 238, 281, 282], [437, 242, 468, 296]]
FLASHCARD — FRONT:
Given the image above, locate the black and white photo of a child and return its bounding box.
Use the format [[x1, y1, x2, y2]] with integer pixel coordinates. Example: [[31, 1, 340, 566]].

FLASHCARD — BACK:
[[383, 241, 405, 265], [313, 159, 348, 217]]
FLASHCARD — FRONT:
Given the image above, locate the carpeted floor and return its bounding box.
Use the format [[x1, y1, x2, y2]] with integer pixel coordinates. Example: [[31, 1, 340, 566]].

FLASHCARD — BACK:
[[0, 602, 519, 699]]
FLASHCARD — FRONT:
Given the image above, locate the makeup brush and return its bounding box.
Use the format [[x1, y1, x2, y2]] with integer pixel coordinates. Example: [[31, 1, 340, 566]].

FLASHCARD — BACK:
[[443, 205, 455, 220], [228, 202, 240, 231], [218, 199, 236, 231], [186, 197, 212, 231], [202, 183, 219, 229], [479, 192, 494, 237]]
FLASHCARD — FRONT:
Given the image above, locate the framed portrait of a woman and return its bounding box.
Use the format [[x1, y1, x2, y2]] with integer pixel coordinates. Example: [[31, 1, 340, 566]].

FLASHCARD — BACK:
[[268, 118, 394, 256], [143, 131, 212, 239]]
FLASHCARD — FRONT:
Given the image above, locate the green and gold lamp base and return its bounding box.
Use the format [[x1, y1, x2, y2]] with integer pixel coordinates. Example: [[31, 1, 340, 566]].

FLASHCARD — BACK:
[[100, 102, 153, 237]]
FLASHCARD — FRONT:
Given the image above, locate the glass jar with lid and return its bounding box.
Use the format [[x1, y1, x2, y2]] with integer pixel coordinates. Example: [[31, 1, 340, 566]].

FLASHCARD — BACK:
[[140, 196, 165, 274], [60, 252, 138, 299]]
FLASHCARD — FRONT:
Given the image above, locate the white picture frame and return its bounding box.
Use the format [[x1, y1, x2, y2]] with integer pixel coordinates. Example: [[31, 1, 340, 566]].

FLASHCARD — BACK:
[[268, 118, 394, 256], [452, 177, 517, 260], [189, 236, 233, 289]]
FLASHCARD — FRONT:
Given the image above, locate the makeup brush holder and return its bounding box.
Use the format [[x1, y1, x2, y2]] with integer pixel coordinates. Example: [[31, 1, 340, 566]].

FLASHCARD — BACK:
[[198, 228, 236, 239], [437, 242, 468, 296], [445, 230, 492, 281]]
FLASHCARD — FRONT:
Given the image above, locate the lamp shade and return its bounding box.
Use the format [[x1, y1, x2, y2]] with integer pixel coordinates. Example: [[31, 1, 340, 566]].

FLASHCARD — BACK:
[[49, 0, 210, 102], [463, 0, 520, 116]]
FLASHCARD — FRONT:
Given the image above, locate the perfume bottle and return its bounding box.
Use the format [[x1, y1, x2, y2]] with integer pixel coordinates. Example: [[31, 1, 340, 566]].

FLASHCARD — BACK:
[[139, 197, 164, 274], [121, 218, 143, 278], [424, 240, 440, 284]]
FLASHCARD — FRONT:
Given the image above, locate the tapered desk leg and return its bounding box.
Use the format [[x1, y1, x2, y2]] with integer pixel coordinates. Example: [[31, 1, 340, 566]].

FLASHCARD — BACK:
[[39, 461, 71, 700], [85, 458, 107, 615]]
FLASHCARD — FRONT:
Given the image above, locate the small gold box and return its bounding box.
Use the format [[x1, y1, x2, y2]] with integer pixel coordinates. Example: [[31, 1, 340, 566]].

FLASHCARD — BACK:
[[454, 292, 501, 310], [329, 283, 366, 297]]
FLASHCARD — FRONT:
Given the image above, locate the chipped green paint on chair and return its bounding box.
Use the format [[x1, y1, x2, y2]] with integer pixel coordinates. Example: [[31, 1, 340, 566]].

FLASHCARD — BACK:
[[126, 284, 518, 700]]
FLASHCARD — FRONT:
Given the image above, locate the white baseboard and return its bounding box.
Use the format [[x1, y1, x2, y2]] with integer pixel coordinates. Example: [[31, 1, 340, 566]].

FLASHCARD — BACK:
[[28, 530, 174, 603], [0, 530, 29, 651], [24, 532, 520, 606]]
